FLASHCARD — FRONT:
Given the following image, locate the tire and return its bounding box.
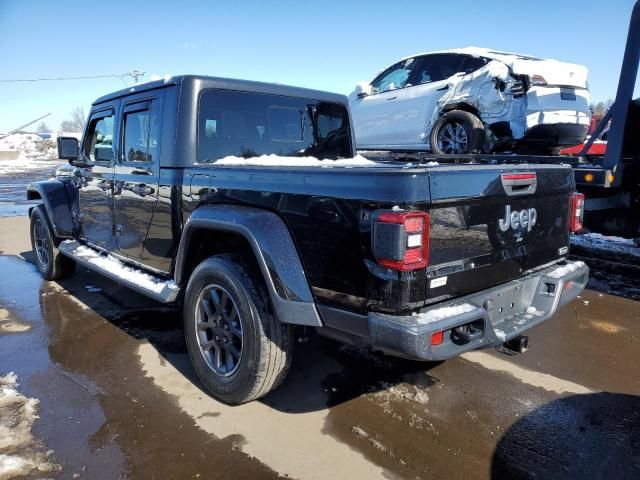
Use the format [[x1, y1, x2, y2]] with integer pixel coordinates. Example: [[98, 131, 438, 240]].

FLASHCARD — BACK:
[[430, 110, 485, 154], [183, 255, 292, 404], [29, 205, 76, 281]]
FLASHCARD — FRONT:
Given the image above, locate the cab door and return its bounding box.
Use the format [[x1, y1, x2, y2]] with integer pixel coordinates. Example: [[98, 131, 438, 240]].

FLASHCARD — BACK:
[[78, 107, 117, 249], [113, 95, 163, 260]]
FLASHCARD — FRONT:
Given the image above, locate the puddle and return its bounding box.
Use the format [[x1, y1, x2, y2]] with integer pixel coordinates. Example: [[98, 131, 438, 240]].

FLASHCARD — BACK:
[[0, 255, 283, 479]]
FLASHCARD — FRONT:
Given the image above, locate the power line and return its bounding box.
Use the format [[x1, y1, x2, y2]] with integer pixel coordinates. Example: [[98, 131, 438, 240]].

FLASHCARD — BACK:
[[0, 73, 126, 83], [0, 70, 146, 84]]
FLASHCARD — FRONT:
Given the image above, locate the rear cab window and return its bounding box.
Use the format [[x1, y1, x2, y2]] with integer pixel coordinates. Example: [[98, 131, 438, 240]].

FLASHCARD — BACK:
[[197, 90, 352, 163]]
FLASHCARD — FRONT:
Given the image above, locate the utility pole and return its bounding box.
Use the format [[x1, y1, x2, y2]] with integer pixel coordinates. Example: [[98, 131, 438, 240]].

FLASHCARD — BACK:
[[0, 113, 51, 139], [126, 69, 146, 84]]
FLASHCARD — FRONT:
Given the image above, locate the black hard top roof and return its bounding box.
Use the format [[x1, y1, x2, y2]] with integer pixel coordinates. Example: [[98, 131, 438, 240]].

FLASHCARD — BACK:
[[92, 74, 348, 105]]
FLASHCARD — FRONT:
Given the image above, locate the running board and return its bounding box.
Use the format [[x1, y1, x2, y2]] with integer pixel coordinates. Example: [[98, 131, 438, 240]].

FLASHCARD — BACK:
[[58, 240, 180, 303]]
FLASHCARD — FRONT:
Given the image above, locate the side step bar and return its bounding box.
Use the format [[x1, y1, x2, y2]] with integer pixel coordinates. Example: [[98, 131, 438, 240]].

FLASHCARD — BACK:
[[58, 240, 180, 303]]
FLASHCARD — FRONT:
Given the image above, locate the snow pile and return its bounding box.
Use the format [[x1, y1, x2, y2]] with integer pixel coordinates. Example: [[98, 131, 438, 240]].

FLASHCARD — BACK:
[[547, 260, 586, 279], [67, 243, 179, 296], [214, 154, 376, 167], [571, 233, 640, 263], [0, 373, 60, 479], [0, 134, 57, 160], [572, 232, 637, 247], [412, 303, 477, 325]]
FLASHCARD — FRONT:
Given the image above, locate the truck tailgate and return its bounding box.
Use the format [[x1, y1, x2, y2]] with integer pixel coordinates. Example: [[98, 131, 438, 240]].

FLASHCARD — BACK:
[[425, 164, 574, 303]]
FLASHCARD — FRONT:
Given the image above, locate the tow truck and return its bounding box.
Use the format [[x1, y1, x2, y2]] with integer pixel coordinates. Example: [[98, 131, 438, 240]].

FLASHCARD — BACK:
[[554, 1, 640, 237]]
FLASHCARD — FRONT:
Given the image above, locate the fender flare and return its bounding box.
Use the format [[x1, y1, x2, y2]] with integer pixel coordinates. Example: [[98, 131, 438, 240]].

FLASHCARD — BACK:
[[26, 179, 74, 238], [174, 205, 322, 327]]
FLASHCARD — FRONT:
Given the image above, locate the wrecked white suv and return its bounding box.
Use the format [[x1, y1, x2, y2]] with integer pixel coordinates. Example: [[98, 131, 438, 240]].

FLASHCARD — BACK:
[[349, 47, 591, 154]]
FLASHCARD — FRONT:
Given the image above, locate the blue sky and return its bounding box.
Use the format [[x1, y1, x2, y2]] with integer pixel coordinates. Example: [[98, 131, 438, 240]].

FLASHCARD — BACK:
[[0, 0, 635, 132]]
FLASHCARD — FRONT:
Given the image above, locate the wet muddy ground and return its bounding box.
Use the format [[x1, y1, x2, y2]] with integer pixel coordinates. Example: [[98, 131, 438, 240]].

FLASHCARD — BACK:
[[0, 167, 639, 479]]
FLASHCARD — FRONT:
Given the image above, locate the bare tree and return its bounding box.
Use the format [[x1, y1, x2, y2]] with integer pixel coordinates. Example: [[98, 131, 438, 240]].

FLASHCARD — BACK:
[[590, 98, 615, 117], [60, 106, 87, 132], [36, 121, 51, 133]]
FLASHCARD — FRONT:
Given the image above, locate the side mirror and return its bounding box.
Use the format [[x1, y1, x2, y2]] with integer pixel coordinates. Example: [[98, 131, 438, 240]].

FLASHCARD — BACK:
[[57, 136, 79, 160], [352, 82, 372, 100]]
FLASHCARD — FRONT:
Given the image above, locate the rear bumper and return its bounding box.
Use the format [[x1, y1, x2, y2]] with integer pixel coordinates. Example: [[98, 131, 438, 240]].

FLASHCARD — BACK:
[[319, 260, 589, 361], [520, 123, 589, 148]]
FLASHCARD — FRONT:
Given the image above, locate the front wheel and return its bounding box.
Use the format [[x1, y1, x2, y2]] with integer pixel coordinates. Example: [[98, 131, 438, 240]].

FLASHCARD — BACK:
[[183, 255, 292, 404], [430, 110, 485, 154], [30, 205, 75, 281]]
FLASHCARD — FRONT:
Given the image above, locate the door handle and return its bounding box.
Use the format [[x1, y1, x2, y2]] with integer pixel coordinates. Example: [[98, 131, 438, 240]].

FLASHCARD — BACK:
[[436, 85, 449, 91], [131, 184, 155, 196], [386, 96, 397, 100]]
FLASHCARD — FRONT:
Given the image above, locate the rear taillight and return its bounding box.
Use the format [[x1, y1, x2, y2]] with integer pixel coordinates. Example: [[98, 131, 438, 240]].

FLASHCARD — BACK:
[[372, 210, 430, 271], [530, 75, 547, 86], [569, 192, 585, 232]]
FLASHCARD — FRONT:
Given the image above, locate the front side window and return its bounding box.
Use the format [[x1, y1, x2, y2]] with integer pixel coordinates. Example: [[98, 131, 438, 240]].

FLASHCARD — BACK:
[[370, 58, 415, 93], [197, 90, 352, 162], [84, 112, 114, 163]]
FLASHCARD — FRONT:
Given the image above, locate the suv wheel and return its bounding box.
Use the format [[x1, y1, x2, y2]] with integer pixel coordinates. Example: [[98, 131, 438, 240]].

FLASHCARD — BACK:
[[29, 205, 76, 281], [430, 110, 484, 154], [183, 255, 292, 404]]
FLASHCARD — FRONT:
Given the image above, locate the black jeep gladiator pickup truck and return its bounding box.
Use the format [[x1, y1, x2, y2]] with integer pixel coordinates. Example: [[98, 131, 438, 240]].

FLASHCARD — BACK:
[[28, 75, 588, 404]]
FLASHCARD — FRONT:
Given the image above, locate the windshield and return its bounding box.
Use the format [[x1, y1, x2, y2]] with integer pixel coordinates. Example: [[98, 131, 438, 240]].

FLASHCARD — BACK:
[[197, 90, 352, 162]]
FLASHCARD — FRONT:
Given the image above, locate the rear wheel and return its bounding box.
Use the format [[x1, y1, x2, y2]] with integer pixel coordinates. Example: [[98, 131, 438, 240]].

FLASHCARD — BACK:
[[183, 255, 292, 404], [29, 205, 75, 281], [430, 110, 485, 154]]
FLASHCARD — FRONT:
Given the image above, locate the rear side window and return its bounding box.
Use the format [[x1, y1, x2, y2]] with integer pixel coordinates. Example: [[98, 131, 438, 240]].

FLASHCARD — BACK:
[[121, 103, 161, 163], [197, 90, 352, 162], [460, 55, 489, 74], [84, 112, 114, 163], [412, 54, 464, 84], [123, 109, 150, 162]]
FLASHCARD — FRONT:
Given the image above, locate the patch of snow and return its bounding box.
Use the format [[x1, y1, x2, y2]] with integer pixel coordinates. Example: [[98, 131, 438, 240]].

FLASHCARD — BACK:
[[0, 133, 59, 161], [0, 158, 63, 176], [485, 60, 510, 81], [412, 303, 477, 325], [423, 161, 439, 166], [494, 329, 506, 341], [66, 243, 178, 296], [525, 306, 543, 317], [402, 46, 589, 88], [572, 232, 637, 246], [0, 373, 60, 478], [547, 260, 586, 279], [391, 205, 402, 212], [213, 154, 376, 167]]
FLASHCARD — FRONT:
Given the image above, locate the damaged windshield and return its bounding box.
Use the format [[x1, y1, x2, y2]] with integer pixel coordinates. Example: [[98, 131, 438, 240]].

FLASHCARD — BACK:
[[197, 90, 352, 162]]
